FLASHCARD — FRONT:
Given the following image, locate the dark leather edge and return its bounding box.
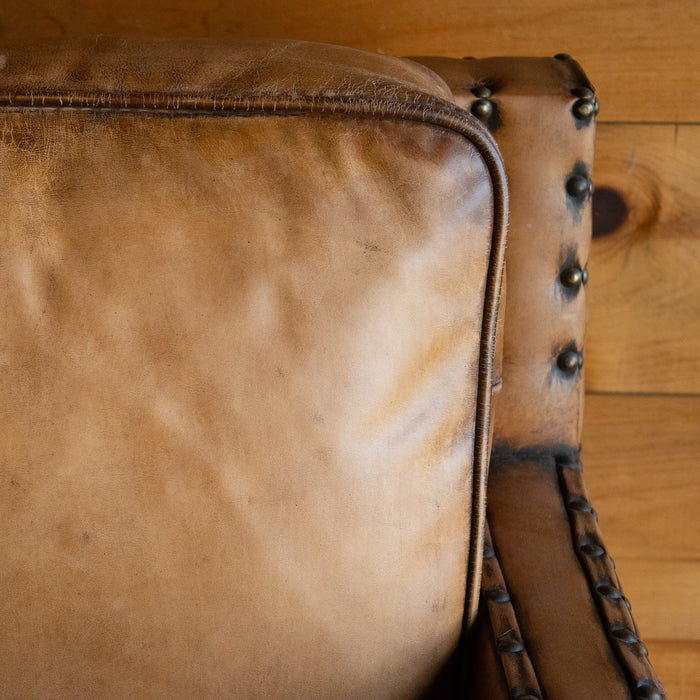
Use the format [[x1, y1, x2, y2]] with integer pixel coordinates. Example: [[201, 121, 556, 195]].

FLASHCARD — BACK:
[[488, 445, 667, 700], [481, 520, 543, 699]]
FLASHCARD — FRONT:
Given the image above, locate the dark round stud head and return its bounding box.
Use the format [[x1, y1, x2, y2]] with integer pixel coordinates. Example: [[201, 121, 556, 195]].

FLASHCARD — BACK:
[[636, 683, 665, 700], [567, 494, 592, 512], [593, 97, 600, 115], [486, 585, 510, 603], [496, 632, 524, 654], [595, 581, 623, 599], [573, 97, 596, 120], [579, 539, 605, 557], [560, 266, 584, 289], [554, 53, 572, 61], [471, 98, 493, 121], [581, 267, 589, 285], [470, 84, 492, 99], [557, 349, 583, 374], [571, 86, 595, 100], [566, 174, 593, 200], [612, 626, 639, 645]]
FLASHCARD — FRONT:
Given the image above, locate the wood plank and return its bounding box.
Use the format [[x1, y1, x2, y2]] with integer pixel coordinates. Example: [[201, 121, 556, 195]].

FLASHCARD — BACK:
[[608, 558, 700, 640], [2, 0, 699, 122], [646, 640, 700, 700], [587, 124, 700, 394], [583, 394, 700, 560], [583, 394, 700, 640]]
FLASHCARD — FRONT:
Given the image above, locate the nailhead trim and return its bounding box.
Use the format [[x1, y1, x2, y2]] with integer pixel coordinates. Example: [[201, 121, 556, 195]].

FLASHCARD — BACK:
[[556, 456, 666, 699], [481, 522, 542, 700]]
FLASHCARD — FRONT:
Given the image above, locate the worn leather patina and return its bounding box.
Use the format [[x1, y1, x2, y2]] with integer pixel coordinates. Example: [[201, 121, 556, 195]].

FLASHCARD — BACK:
[[417, 56, 665, 700], [0, 38, 507, 697]]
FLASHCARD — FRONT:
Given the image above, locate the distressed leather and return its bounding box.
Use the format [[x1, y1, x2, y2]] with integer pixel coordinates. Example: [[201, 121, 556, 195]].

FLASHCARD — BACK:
[[0, 39, 507, 697], [418, 56, 665, 700]]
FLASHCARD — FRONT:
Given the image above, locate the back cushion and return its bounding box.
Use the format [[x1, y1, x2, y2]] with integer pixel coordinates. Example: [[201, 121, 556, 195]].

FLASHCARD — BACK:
[[0, 38, 506, 697]]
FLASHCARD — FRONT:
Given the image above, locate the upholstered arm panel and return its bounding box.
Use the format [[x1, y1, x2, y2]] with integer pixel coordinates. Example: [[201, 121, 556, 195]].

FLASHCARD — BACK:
[[470, 451, 664, 700], [414, 56, 665, 699]]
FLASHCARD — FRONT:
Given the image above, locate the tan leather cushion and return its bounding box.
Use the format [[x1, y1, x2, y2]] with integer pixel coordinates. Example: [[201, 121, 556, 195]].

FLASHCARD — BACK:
[[0, 39, 506, 697]]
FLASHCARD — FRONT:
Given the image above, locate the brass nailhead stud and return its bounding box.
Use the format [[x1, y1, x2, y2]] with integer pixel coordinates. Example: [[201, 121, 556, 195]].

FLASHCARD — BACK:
[[573, 97, 596, 120], [471, 85, 493, 99], [486, 585, 511, 603], [560, 266, 584, 289], [557, 349, 584, 374], [636, 685, 666, 700], [566, 173, 593, 200], [471, 98, 494, 121], [636, 684, 665, 700]]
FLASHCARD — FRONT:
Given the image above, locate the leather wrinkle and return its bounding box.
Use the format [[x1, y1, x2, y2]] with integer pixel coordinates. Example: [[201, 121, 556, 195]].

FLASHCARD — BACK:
[[0, 38, 508, 697], [0, 71, 510, 643]]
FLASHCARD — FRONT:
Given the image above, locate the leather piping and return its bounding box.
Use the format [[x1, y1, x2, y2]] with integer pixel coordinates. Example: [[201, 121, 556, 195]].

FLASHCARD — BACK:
[[482, 520, 543, 700], [0, 88, 509, 631]]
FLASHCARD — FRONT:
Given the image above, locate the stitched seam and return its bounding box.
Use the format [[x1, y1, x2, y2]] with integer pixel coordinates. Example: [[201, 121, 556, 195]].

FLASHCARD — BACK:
[[554, 454, 666, 700], [482, 520, 544, 700]]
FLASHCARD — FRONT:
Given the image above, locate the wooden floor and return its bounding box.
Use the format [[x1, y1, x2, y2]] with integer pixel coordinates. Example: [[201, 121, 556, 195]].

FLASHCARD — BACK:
[[3, 1, 699, 696]]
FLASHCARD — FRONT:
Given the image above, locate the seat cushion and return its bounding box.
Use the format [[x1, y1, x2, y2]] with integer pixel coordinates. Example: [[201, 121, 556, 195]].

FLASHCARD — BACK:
[[0, 38, 506, 697]]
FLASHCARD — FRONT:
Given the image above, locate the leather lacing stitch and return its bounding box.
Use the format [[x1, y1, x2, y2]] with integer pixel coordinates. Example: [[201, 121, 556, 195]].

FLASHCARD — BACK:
[[556, 455, 667, 700], [482, 521, 543, 700]]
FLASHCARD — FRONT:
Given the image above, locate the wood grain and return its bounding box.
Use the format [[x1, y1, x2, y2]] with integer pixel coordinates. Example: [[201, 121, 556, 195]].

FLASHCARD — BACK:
[[586, 124, 700, 394], [583, 394, 700, 640], [583, 394, 700, 560], [645, 640, 700, 700], [1, 0, 699, 122]]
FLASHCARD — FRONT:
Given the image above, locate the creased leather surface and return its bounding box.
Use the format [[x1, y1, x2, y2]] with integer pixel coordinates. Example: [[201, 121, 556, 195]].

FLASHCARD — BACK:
[[0, 37, 453, 108], [416, 56, 595, 449], [486, 456, 632, 700], [0, 39, 506, 698]]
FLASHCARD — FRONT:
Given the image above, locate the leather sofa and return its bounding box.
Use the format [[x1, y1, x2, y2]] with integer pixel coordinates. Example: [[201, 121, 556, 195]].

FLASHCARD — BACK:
[[0, 37, 664, 698]]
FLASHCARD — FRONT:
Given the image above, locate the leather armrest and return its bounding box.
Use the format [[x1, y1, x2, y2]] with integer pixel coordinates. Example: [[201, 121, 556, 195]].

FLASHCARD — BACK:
[[414, 54, 665, 699], [468, 448, 665, 700]]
